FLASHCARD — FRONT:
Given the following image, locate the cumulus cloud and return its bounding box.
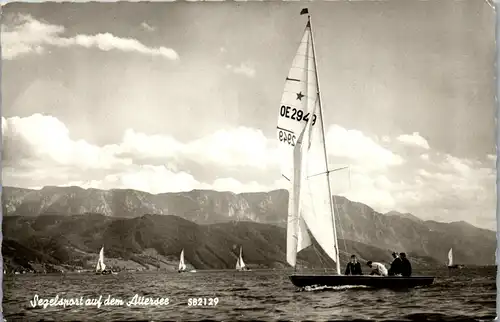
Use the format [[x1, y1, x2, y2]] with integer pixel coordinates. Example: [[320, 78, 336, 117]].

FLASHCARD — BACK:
[[2, 113, 495, 229], [61, 174, 287, 196], [226, 63, 256, 78], [2, 114, 400, 194], [208, 177, 288, 194], [326, 125, 404, 170], [117, 127, 280, 170], [397, 132, 430, 149], [2, 14, 179, 60], [411, 155, 495, 225], [2, 114, 128, 170], [67, 165, 201, 194], [2, 114, 283, 193]]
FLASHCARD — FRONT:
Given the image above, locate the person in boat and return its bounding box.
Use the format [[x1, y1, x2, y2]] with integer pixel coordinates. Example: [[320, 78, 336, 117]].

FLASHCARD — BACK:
[[344, 255, 363, 275], [367, 261, 388, 277], [400, 253, 412, 277], [388, 252, 403, 276]]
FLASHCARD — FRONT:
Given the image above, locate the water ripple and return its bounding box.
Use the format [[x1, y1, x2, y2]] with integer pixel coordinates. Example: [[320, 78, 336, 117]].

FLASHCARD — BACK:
[[3, 268, 496, 321]]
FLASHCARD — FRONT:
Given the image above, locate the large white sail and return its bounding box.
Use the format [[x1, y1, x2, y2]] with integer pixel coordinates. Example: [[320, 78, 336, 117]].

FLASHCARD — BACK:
[[179, 249, 187, 271], [278, 17, 339, 271], [236, 247, 246, 270], [448, 248, 453, 266], [239, 247, 246, 269], [96, 247, 106, 272]]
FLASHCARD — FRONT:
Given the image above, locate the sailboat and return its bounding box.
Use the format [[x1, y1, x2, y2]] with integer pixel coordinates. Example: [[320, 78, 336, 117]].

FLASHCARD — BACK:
[[447, 248, 463, 269], [178, 249, 196, 273], [278, 8, 434, 289], [95, 247, 112, 275], [235, 247, 250, 271]]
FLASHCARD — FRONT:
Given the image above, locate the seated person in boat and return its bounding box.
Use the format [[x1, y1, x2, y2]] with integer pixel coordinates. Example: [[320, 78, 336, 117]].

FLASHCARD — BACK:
[[388, 252, 403, 276], [344, 254, 363, 275], [366, 261, 388, 277], [400, 253, 412, 277]]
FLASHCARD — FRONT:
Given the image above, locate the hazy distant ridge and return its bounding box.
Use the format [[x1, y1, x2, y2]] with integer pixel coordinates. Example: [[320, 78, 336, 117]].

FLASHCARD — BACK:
[[2, 186, 496, 268], [3, 213, 444, 273]]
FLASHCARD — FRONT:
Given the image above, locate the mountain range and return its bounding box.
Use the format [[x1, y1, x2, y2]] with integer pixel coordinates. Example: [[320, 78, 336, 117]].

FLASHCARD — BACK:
[[2, 185, 496, 272]]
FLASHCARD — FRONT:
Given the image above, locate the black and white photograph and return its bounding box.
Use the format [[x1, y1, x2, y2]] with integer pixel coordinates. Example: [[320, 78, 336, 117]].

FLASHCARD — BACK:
[[1, 0, 497, 321]]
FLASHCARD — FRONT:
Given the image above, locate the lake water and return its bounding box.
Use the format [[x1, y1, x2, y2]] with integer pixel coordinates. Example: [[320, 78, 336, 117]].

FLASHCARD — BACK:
[[2, 267, 496, 321]]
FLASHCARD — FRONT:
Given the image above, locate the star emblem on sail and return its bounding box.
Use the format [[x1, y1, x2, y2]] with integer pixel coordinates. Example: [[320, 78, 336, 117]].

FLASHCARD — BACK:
[[277, 17, 339, 271]]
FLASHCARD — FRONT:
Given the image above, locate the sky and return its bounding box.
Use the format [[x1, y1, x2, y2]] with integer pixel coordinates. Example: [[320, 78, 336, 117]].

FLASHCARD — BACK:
[[1, 1, 497, 230]]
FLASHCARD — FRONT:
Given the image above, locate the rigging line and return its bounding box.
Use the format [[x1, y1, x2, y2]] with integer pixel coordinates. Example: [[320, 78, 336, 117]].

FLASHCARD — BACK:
[[307, 166, 349, 179], [312, 243, 327, 272], [333, 195, 348, 257]]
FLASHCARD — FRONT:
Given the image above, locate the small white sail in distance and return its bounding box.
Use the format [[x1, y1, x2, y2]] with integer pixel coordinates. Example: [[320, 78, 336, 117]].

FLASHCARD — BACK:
[[277, 13, 339, 272], [179, 249, 187, 271], [448, 248, 453, 266], [96, 247, 106, 272], [236, 247, 246, 270]]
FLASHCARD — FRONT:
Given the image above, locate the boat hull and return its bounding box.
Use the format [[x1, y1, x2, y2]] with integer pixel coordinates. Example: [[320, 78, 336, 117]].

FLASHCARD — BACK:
[[448, 265, 463, 269], [289, 275, 434, 289], [96, 270, 113, 275]]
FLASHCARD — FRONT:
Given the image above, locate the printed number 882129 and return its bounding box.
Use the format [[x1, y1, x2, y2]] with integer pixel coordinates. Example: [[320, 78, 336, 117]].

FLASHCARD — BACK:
[[187, 297, 219, 306]]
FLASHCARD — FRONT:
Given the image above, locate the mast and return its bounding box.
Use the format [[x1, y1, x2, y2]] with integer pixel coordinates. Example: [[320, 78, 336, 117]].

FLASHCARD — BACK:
[[307, 13, 341, 275]]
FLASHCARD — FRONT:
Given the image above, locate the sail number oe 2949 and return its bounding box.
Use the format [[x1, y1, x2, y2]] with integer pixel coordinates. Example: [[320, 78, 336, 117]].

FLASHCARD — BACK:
[[279, 105, 317, 125], [278, 105, 317, 146]]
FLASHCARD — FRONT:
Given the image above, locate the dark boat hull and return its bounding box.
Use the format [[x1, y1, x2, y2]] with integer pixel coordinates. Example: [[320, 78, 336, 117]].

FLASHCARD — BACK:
[[96, 270, 113, 275], [289, 275, 435, 289], [448, 265, 463, 269]]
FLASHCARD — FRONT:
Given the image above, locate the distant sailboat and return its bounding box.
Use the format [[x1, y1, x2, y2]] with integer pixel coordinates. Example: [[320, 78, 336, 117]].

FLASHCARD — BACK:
[[280, 9, 433, 289], [178, 249, 196, 273], [178, 249, 187, 273], [235, 247, 250, 271], [95, 247, 113, 275], [447, 248, 463, 269]]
